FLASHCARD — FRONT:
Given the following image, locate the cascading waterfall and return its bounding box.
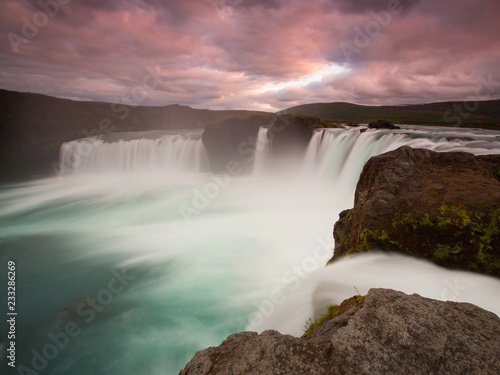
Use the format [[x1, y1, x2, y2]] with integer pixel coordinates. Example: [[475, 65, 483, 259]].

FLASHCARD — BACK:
[[249, 125, 500, 335], [251, 251, 500, 336], [58, 130, 209, 175], [305, 126, 500, 174], [1, 124, 499, 375], [253, 127, 272, 174], [302, 125, 500, 191]]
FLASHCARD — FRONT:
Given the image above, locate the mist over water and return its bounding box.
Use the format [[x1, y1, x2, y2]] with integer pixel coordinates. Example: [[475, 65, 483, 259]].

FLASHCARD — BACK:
[[1, 125, 499, 374]]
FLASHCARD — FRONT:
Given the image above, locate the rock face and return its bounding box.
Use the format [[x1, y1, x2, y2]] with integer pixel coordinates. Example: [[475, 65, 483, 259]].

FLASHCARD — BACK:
[[179, 288, 500, 375], [265, 113, 326, 170], [268, 114, 319, 155], [202, 114, 274, 172], [202, 113, 322, 172], [332, 146, 500, 276]]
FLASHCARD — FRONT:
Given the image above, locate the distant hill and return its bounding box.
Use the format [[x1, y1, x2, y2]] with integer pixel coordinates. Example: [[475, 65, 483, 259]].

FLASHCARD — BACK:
[[0, 89, 269, 181], [281, 101, 500, 129], [1, 88, 499, 181]]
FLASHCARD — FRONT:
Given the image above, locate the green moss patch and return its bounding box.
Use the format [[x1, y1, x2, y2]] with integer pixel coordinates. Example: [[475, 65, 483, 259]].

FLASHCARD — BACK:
[[302, 295, 366, 338], [389, 204, 500, 275]]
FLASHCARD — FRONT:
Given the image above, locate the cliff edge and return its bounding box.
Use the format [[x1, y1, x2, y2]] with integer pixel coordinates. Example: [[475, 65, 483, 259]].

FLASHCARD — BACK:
[[179, 288, 500, 375]]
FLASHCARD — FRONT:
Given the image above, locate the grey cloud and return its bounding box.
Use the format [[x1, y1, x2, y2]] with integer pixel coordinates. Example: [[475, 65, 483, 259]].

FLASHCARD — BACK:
[[1, 0, 499, 111], [330, 0, 421, 14]]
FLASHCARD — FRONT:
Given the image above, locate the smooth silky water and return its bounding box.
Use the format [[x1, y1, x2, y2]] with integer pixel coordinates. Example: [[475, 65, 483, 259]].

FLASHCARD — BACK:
[[1, 126, 499, 374]]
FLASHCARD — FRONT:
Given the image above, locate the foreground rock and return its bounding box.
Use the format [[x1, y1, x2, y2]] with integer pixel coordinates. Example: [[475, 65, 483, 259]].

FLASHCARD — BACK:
[[179, 288, 500, 374], [332, 146, 500, 276]]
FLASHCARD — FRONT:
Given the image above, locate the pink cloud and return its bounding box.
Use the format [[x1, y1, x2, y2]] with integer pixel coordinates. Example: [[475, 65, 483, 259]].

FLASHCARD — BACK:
[[1, 0, 499, 111]]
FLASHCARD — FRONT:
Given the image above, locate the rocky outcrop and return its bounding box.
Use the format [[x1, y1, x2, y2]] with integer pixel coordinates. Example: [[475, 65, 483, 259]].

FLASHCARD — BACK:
[[202, 114, 274, 172], [368, 119, 400, 129], [265, 113, 328, 170], [331, 146, 500, 276], [202, 113, 324, 172], [268, 114, 319, 154], [179, 288, 500, 375]]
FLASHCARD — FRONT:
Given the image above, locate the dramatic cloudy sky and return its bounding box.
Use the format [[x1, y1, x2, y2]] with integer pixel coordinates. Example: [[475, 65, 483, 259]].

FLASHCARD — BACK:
[[1, 0, 499, 111]]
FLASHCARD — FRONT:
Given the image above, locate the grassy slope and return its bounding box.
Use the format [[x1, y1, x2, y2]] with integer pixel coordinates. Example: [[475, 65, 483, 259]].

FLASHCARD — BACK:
[[281, 100, 500, 130]]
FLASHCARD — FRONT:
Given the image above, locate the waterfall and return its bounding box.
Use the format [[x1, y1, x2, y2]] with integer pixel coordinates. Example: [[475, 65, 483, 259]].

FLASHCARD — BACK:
[[2, 124, 500, 374], [57, 125, 500, 179], [58, 131, 209, 175], [247, 125, 500, 335], [253, 127, 272, 174], [306, 126, 500, 171], [302, 126, 500, 188], [251, 252, 500, 336]]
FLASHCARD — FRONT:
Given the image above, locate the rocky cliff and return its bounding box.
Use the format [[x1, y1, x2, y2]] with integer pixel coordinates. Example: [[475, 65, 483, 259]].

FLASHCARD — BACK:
[[201, 114, 274, 172], [179, 288, 500, 375], [331, 146, 500, 277], [202, 113, 325, 173], [267, 113, 319, 155]]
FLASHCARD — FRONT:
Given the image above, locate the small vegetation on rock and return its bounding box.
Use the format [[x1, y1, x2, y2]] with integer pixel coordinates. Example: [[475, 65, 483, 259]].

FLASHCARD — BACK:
[[302, 295, 366, 338], [358, 189, 369, 205]]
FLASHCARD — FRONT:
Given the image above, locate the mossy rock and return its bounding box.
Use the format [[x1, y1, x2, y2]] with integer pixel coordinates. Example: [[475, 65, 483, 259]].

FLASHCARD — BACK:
[[302, 294, 366, 339], [331, 146, 500, 277]]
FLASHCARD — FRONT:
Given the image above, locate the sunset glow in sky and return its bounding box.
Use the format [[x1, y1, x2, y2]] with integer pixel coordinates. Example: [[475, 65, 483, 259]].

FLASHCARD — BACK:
[[1, 0, 499, 111]]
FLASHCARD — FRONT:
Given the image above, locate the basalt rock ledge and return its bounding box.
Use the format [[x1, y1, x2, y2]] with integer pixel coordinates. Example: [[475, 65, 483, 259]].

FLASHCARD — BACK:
[[331, 146, 500, 276], [179, 288, 500, 375]]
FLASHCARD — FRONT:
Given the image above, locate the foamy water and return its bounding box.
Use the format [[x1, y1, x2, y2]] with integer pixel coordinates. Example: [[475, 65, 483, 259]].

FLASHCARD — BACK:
[[0, 125, 499, 374]]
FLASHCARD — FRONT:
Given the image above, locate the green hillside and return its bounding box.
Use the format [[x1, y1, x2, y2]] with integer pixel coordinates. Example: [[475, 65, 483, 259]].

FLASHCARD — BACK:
[[1, 87, 499, 181], [281, 100, 500, 130]]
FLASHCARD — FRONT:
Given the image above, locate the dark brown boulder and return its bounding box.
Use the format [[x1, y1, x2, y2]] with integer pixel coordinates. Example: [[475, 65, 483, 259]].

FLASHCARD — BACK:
[[368, 119, 400, 129], [179, 288, 500, 375], [331, 146, 500, 276]]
